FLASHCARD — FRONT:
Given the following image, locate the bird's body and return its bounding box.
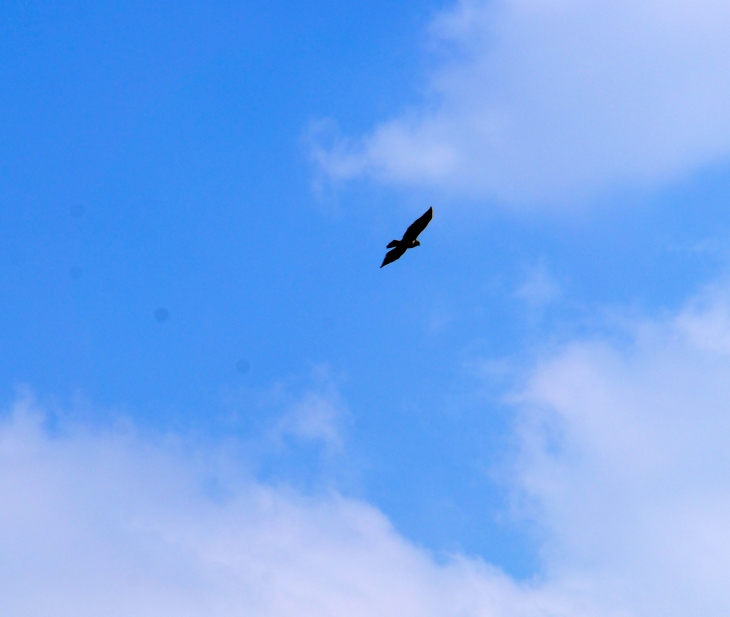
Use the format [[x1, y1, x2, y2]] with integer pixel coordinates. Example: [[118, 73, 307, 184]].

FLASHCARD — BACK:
[[380, 207, 433, 268]]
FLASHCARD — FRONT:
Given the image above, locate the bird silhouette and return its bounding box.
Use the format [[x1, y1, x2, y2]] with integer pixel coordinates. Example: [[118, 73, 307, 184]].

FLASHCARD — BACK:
[[381, 207, 433, 268]]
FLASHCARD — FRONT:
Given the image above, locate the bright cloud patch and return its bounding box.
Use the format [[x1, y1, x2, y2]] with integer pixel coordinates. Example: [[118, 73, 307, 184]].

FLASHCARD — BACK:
[[4, 286, 730, 615], [515, 283, 730, 615], [0, 396, 562, 617], [314, 0, 730, 204]]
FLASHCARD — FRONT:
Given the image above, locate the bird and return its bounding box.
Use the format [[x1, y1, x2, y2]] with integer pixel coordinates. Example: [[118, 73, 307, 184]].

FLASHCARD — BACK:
[[380, 207, 433, 268]]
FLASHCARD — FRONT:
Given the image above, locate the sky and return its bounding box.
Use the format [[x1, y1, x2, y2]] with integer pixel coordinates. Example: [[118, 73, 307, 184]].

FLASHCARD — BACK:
[[3, 1, 730, 615]]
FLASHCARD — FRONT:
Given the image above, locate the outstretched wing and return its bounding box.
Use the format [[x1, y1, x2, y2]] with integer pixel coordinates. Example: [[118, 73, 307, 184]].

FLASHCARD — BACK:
[[381, 244, 407, 268], [402, 207, 433, 244]]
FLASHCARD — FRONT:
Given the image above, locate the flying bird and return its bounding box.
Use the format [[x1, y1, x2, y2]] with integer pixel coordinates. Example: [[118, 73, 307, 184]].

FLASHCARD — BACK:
[[380, 207, 433, 268]]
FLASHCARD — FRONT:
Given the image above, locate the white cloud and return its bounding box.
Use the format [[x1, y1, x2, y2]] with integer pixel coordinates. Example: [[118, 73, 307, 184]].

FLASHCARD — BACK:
[[6, 286, 730, 615], [0, 394, 567, 617], [514, 282, 730, 615], [314, 0, 730, 205]]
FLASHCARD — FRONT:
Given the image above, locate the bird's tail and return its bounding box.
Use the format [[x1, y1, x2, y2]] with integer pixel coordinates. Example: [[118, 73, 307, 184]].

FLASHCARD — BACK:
[[386, 240, 400, 249]]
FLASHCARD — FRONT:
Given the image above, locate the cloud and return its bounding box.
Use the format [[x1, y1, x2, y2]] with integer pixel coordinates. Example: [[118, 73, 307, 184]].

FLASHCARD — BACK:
[[514, 282, 730, 615], [273, 370, 349, 452], [6, 285, 730, 615], [514, 262, 561, 307], [0, 393, 566, 617], [313, 0, 730, 205]]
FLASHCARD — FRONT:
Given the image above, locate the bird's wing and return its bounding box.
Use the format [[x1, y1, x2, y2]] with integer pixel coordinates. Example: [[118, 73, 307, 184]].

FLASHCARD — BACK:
[[402, 207, 433, 244], [381, 244, 407, 268]]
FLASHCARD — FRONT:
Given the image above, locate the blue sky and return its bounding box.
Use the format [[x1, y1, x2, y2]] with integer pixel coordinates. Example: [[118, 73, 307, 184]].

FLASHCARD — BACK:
[[4, 1, 730, 615]]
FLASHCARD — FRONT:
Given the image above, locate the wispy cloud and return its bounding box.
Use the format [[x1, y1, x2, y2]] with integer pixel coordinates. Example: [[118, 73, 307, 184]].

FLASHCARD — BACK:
[[273, 374, 349, 452], [514, 262, 561, 307], [313, 0, 730, 206]]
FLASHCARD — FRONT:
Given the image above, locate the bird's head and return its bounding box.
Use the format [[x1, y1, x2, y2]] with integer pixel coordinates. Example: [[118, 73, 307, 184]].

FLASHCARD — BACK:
[[413, 240, 421, 247]]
